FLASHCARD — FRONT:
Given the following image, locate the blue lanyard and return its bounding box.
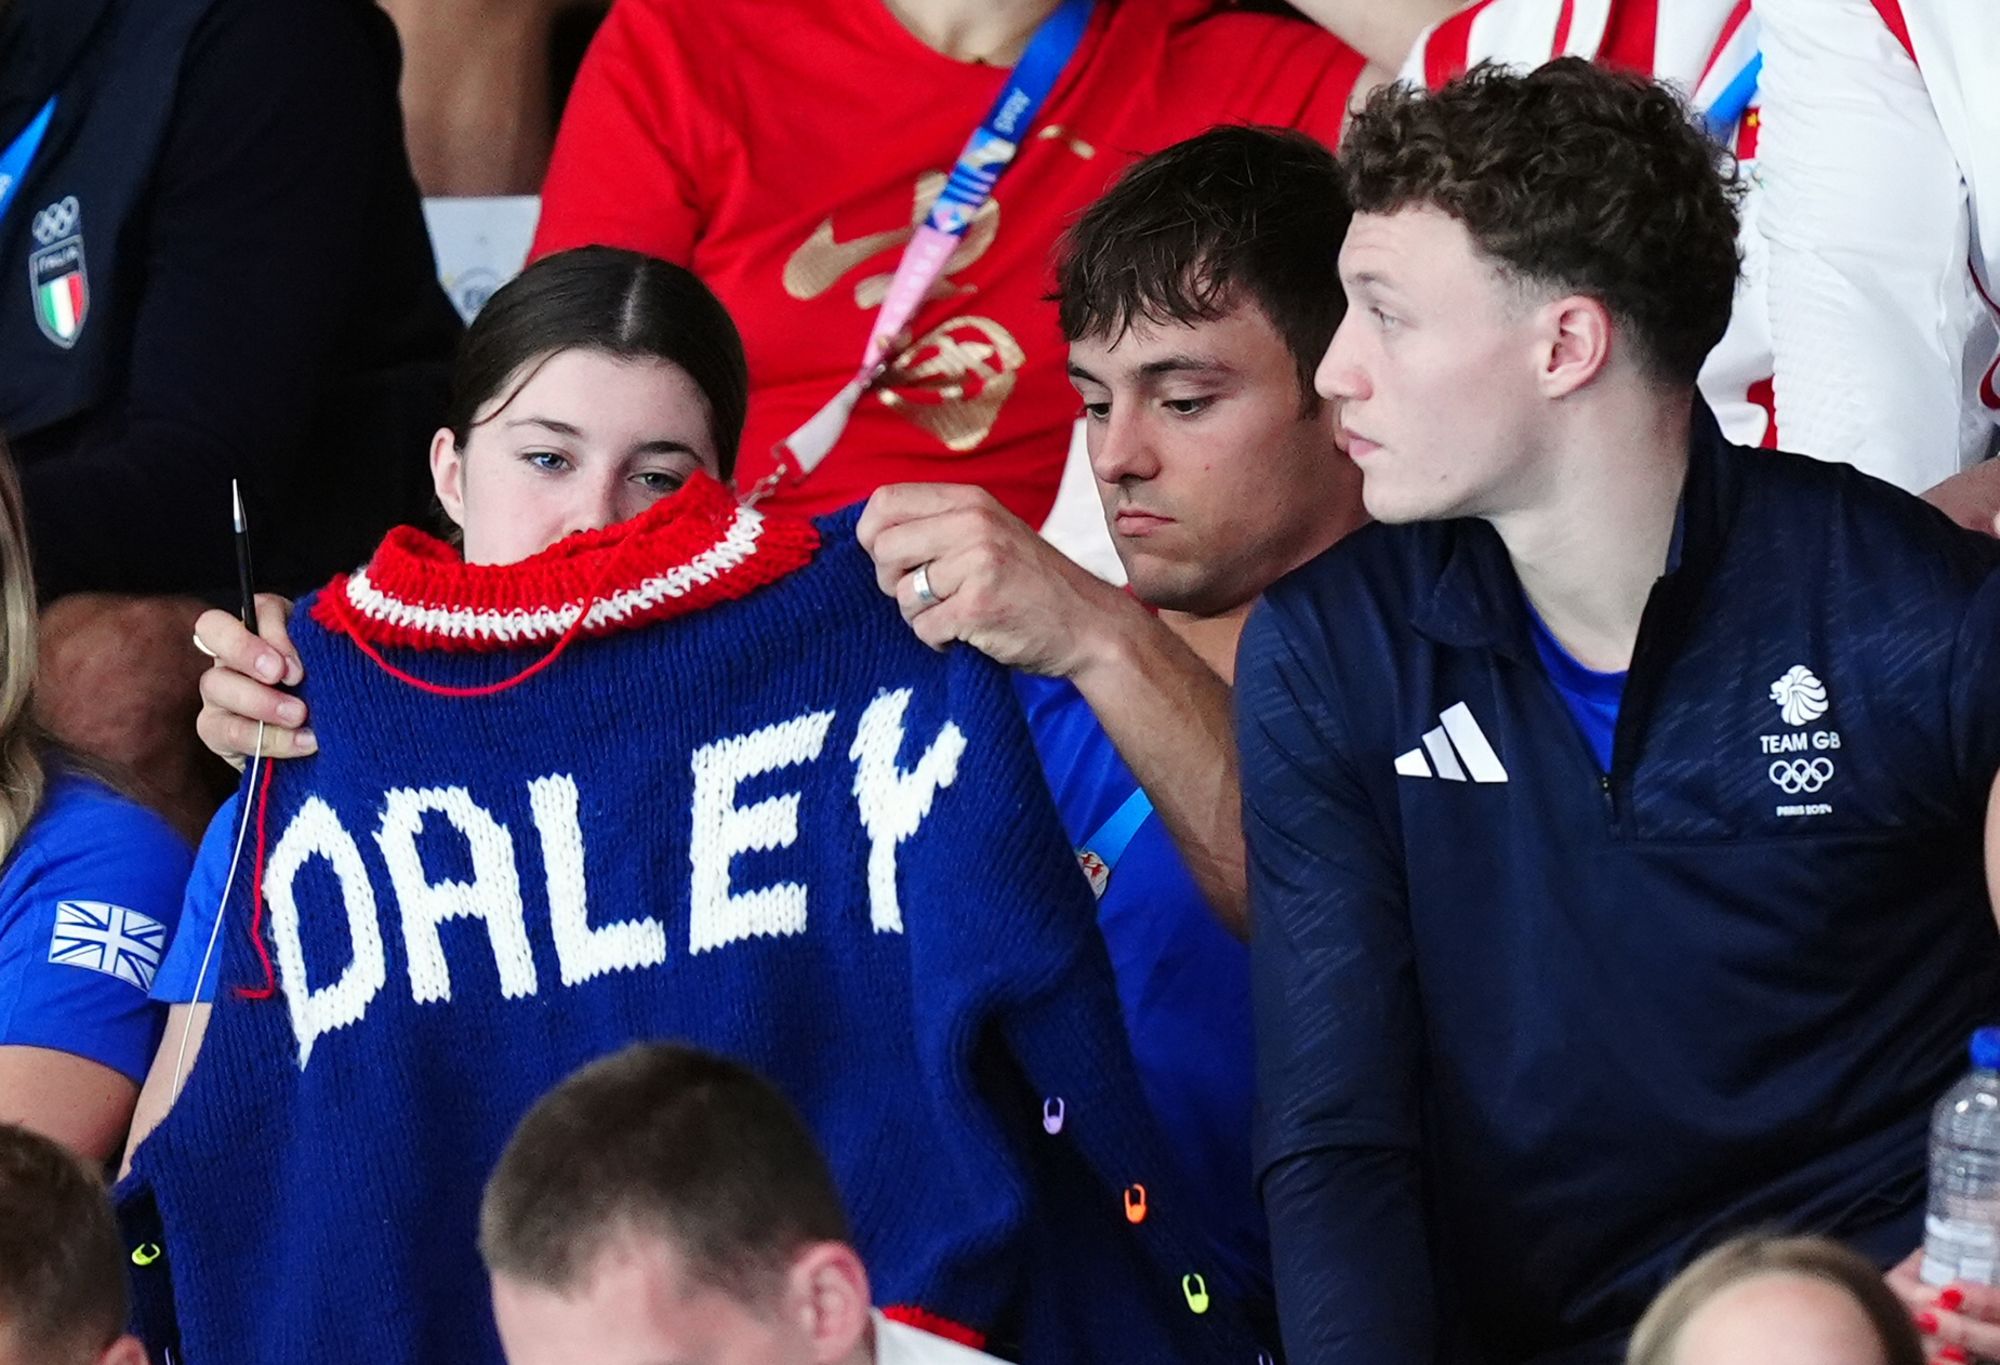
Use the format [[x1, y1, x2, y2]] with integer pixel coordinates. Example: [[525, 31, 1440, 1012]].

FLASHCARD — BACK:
[[1083, 786, 1154, 875], [760, 0, 1096, 494], [924, 0, 1095, 238], [1703, 52, 1761, 137], [0, 97, 57, 227]]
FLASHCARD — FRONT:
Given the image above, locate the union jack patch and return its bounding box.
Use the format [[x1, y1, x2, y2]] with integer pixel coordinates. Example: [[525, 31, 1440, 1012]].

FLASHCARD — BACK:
[[47, 900, 167, 991], [1077, 849, 1109, 900]]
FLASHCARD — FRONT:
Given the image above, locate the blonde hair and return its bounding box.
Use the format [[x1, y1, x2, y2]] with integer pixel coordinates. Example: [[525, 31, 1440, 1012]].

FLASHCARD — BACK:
[[1627, 1234, 1925, 1365], [0, 441, 49, 865]]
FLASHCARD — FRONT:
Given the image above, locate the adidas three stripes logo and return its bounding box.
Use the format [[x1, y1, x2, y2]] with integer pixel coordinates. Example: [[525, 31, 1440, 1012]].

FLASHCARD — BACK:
[[1394, 702, 1509, 783]]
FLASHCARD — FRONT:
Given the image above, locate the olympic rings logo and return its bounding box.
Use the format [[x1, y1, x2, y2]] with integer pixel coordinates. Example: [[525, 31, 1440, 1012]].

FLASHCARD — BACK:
[[31, 196, 78, 246], [1769, 758, 1834, 793]]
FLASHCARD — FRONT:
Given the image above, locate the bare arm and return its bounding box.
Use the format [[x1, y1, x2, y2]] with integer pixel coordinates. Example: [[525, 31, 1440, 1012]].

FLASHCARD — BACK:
[[1068, 610, 1246, 934], [859, 484, 1248, 933], [1284, 0, 1463, 74], [0, 1045, 141, 1167], [120, 1003, 209, 1179]]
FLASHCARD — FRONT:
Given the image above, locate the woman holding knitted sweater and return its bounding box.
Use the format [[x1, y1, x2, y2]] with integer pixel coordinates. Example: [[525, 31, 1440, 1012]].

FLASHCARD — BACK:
[[123, 244, 1248, 1364], [125, 244, 749, 1162]]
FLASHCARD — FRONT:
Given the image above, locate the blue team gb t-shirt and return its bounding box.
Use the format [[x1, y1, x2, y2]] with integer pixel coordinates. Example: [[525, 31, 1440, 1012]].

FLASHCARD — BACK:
[[150, 793, 240, 1007], [1013, 672, 1268, 1295], [0, 772, 192, 1083]]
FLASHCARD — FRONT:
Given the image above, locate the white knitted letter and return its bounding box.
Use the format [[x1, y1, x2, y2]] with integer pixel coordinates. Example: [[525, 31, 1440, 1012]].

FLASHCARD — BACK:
[[849, 689, 966, 934], [688, 709, 835, 954], [265, 796, 387, 1070], [375, 786, 539, 1004], [529, 773, 666, 985]]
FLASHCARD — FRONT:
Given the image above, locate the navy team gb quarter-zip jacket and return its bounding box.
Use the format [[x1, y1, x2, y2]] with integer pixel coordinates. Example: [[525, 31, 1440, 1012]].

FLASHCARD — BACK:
[[1241, 399, 2000, 1365]]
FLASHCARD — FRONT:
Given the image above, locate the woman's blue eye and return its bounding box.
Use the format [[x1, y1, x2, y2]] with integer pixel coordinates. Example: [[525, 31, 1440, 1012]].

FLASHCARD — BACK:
[[635, 470, 686, 493], [525, 450, 569, 472]]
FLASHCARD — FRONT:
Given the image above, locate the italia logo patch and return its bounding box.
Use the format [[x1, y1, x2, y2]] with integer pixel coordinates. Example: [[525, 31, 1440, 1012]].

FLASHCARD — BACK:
[[28, 196, 86, 348]]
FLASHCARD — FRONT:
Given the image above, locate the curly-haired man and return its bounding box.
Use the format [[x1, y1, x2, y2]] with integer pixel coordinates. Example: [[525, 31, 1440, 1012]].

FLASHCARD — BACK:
[[1240, 58, 2000, 1365]]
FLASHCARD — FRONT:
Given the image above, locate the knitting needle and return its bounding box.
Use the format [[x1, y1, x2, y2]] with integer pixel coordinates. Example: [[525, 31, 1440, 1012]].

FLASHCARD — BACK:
[[232, 478, 257, 634], [169, 484, 266, 1103]]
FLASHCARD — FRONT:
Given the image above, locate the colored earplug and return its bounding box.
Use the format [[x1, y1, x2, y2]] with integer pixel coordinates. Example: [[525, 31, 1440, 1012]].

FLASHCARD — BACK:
[[1183, 1273, 1210, 1314], [1043, 1097, 1065, 1134], [131, 1243, 162, 1267], [1124, 1183, 1148, 1223]]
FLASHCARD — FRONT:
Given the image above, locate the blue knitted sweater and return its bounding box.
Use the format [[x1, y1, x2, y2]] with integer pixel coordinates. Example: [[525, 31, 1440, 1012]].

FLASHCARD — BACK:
[[125, 477, 1255, 1363]]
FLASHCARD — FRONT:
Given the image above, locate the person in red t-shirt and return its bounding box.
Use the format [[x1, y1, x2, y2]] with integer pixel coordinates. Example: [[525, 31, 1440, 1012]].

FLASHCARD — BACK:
[[531, 0, 1374, 528]]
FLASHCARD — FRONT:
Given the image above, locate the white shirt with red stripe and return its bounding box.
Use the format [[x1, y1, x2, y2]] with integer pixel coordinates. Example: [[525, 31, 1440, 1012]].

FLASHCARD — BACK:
[[1400, 0, 1780, 451], [1757, 0, 2000, 491]]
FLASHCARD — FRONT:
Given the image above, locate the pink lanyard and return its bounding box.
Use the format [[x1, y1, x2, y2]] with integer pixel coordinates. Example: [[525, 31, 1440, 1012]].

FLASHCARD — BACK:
[[748, 0, 1096, 504]]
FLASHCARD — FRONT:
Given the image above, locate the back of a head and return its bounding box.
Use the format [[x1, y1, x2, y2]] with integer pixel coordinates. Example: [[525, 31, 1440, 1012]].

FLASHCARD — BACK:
[[0, 1123, 128, 1365], [480, 1042, 852, 1302], [1056, 124, 1353, 403], [1627, 1235, 1925, 1365], [1339, 59, 1742, 388]]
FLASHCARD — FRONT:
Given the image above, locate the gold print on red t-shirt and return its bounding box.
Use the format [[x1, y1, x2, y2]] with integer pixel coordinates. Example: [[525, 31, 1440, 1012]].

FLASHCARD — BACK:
[[876, 317, 1026, 453], [781, 170, 1022, 452], [1035, 124, 1097, 161], [782, 171, 999, 307]]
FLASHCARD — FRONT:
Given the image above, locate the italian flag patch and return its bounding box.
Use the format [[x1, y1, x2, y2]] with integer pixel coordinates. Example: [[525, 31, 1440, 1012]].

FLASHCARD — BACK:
[[29, 237, 87, 348]]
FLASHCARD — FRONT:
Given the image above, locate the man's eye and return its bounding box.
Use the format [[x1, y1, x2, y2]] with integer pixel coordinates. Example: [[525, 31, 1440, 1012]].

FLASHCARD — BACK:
[[1164, 397, 1213, 417], [1081, 401, 1111, 422], [1372, 307, 1398, 329]]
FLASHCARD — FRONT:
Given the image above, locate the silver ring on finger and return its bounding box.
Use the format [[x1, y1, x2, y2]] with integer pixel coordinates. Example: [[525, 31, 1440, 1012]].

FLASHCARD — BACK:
[[911, 561, 940, 608]]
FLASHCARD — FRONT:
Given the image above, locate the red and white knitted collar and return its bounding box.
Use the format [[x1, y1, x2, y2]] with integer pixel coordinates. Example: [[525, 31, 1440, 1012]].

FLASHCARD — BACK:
[[312, 473, 820, 652]]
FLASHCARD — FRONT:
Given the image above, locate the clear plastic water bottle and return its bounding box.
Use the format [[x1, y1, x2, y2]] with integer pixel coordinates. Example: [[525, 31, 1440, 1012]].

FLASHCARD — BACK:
[[1923, 1026, 2000, 1287]]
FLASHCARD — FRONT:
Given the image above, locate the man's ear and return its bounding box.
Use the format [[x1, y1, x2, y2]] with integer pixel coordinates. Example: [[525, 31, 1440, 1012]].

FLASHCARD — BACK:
[[784, 1242, 872, 1363], [98, 1335, 151, 1365], [1536, 294, 1616, 400]]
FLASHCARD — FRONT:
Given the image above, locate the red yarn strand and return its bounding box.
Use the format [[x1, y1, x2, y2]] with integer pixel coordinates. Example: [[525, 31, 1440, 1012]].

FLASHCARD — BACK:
[[235, 756, 281, 1001], [330, 534, 636, 699]]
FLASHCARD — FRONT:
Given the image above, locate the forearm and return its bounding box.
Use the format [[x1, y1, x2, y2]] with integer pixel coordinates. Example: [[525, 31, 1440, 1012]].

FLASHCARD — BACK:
[[1283, 0, 1462, 73], [0, 1046, 141, 1168], [1264, 1147, 1438, 1364], [121, 1004, 208, 1179], [1071, 606, 1246, 935]]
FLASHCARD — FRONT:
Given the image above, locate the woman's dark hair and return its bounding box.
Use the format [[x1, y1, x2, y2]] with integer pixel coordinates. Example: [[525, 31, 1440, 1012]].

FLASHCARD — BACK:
[[444, 246, 750, 482]]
